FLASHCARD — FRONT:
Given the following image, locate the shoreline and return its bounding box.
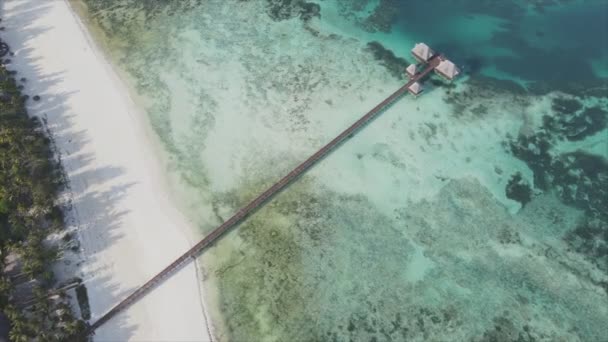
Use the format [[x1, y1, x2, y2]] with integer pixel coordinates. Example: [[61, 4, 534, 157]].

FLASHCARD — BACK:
[[65, 0, 203, 247], [0, 0, 213, 340], [67, 0, 230, 338], [66, 1, 223, 338]]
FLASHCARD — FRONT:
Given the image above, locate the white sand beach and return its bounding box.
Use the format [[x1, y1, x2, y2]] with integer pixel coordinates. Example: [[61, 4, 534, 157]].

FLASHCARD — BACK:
[[1, 0, 212, 340]]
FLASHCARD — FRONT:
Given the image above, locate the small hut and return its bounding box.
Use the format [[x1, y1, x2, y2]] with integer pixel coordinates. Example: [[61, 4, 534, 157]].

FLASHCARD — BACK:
[[434, 59, 460, 80], [405, 64, 417, 78], [408, 82, 423, 96], [411, 43, 434, 63]]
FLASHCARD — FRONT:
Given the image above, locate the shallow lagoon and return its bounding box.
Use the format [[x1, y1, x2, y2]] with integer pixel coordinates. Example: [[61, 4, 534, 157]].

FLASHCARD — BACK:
[[79, 0, 607, 340]]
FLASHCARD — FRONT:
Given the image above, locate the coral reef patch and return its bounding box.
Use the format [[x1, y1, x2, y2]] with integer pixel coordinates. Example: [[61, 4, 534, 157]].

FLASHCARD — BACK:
[[365, 41, 409, 80], [505, 172, 533, 207], [210, 177, 608, 342], [360, 0, 399, 33], [544, 100, 607, 141], [508, 93, 608, 280], [264, 0, 321, 22]]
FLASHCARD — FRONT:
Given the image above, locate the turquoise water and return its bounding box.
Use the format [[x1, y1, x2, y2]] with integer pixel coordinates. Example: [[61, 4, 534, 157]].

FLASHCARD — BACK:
[[80, 0, 607, 341]]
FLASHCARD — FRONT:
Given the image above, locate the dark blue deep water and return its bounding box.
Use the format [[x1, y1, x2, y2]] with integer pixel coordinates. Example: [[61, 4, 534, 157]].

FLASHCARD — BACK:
[[331, 0, 607, 89]]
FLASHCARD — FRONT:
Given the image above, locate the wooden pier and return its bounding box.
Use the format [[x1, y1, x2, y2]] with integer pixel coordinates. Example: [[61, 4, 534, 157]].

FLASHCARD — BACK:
[[87, 53, 445, 334]]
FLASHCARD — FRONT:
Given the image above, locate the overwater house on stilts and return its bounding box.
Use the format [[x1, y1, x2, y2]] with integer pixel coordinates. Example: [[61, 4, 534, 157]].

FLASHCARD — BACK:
[[434, 58, 460, 81], [406, 42, 460, 99], [407, 82, 423, 96], [411, 42, 434, 63], [405, 64, 417, 78]]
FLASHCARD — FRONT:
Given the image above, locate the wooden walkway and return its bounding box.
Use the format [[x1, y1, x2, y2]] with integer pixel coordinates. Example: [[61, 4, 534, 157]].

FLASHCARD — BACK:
[[87, 54, 443, 334]]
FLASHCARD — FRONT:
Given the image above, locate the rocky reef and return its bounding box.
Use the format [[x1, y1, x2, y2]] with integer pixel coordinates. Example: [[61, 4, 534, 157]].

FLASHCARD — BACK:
[[209, 175, 608, 342], [264, 0, 321, 22], [508, 94, 608, 276], [365, 41, 409, 80], [333, 0, 399, 33], [476, 314, 547, 342], [360, 0, 399, 33], [505, 172, 533, 207], [83, 0, 203, 27], [544, 98, 607, 141]]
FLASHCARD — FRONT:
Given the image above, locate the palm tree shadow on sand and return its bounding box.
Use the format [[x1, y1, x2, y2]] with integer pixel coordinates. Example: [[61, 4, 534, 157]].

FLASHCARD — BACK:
[[0, 1, 138, 340]]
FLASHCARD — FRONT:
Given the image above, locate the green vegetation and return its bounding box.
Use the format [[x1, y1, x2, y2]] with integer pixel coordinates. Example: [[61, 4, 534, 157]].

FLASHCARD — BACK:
[[0, 60, 88, 340]]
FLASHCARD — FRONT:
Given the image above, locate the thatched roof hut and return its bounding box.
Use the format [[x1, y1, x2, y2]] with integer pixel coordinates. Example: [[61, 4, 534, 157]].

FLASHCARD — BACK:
[[408, 82, 424, 96], [406, 64, 417, 78], [411, 43, 434, 62], [435, 59, 460, 80]]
